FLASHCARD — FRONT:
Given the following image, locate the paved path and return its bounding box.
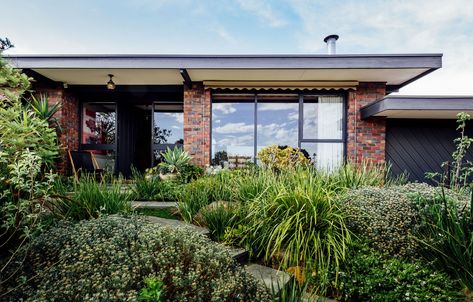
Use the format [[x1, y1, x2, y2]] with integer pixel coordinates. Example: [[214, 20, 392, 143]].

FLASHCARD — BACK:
[[132, 201, 178, 209], [143, 216, 209, 236]]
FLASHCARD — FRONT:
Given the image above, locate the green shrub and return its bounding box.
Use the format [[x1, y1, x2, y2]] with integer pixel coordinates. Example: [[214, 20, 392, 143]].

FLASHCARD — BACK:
[[340, 183, 470, 258], [3, 216, 270, 302], [132, 168, 180, 201], [257, 145, 310, 171], [177, 172, 234, 222], [179, 164, 204, 183], [0, 54, 59, 286], [138, 277, 165, 302], [51, 175, 132, 220], [340, 185, 419, 258], [414, 189, 473, 290], [333, 242, 462, 302], [198, 201, 242, 242]]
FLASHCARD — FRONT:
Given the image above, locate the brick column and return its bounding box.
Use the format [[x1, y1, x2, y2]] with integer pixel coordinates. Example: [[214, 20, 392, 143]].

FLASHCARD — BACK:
[[347, 82, 386, 164], [183, 83, 211, 166], [37, 86, 79, 175]]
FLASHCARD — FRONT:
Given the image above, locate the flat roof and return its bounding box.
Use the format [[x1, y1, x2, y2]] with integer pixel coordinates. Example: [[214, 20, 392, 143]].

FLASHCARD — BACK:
[[5, 53, 442, 91], [361, 95, 473, 119]]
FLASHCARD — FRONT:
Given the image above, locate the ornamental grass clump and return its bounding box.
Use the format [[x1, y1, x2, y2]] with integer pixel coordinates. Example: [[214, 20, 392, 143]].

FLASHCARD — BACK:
[[131, 168, 180, 201], [50, 175, 132, 220], [235, 169, 351, 290], [3, 216, 271, 302], [414, 188, 473, 291]]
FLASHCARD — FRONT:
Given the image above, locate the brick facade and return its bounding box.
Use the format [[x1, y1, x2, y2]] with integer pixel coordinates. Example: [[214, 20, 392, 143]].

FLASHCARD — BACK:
[[347, 82, 387, 164], [36, 81, 387, 173], [36, 86, 79, 175], [183, 83, 211, 166]]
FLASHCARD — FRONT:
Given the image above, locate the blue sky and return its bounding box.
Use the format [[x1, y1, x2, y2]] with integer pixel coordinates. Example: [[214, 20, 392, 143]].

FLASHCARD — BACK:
[[2, 0, 473, 94]]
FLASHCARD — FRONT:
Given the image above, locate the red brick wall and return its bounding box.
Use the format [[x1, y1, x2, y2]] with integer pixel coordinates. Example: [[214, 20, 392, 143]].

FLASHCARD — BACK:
[[183, 83, 211, 166], [37, 86, 79, 175], [347, 82, 387, 164]]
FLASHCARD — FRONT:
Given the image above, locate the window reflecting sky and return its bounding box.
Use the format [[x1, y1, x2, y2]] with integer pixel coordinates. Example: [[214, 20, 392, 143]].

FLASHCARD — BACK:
[[212, 103, 254, 157], [153, 112, 183, 144], [257, 102, 298, 152]]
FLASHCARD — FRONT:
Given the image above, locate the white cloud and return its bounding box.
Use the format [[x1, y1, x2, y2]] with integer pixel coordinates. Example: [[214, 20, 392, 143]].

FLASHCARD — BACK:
[[288, 0, 473, 95], [213, 103, 237, 114], [257, 122, 298, 147], [163, 112, 183, 124], [211, 26, 237, 44], [237, 0, 288, 28], [258, 103, 298, 111], [214, 134, 254, 146], [214, 122, 253, 134], [288, 111, 299, 121]]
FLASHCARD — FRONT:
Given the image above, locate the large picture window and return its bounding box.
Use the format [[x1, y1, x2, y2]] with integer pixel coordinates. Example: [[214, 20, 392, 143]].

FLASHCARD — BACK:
[[212, 95, 255, 164], [211, 93, 345, 170], [256, 95, 299, 153]]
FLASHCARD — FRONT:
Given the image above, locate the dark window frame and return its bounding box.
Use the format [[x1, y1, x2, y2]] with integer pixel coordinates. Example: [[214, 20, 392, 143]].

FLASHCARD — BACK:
[[211, 91, 347, 164]]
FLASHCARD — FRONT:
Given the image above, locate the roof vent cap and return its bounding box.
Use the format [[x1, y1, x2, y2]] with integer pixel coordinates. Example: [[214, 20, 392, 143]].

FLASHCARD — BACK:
[[323, 34, 339, 55]]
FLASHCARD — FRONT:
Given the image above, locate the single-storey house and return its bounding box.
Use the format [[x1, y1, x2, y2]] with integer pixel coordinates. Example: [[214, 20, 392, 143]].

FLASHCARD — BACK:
[[5, 36, 473, 182]]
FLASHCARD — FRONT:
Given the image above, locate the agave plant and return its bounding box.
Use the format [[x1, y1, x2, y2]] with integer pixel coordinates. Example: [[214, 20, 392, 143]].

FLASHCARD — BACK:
[[158, 147, 191, 174], [28, 94, 62, 131]]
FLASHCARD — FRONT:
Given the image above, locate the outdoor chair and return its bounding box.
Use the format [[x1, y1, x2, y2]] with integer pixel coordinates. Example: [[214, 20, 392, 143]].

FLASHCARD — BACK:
[[68, 150, 104, 181]]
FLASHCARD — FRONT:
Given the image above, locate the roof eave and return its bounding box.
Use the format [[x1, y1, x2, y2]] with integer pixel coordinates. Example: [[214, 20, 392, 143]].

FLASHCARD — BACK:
[[4, 53, 443, 70]]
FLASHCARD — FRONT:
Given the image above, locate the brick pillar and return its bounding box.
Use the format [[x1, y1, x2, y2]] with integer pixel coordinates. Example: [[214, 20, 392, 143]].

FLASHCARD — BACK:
[[37, 87, 79, 175], [183, 83, 211, 166], [347, 82, 386, 164]]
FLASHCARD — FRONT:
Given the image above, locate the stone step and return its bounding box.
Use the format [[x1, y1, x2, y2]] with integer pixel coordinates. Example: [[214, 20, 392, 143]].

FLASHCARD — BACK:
[[143, 216, 210, 237], [245, 263, 291, 295], [219, 244, 249, 265], [132, 201, 178, 209]]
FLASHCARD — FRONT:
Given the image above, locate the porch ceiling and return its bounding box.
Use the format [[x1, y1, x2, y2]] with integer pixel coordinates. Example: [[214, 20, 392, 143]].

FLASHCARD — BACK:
[[5, 54, 442, 90], [27, 67, 430, 86]]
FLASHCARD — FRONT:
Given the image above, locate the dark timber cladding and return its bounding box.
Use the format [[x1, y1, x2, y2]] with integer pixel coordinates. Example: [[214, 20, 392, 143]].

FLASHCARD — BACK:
[[386, 119, 473, 183]]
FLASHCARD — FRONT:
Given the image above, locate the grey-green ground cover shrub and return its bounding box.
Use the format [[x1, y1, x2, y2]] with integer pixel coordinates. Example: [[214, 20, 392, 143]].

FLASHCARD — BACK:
[[3, 216, 270, 302], [332, 242, 463, 302], [341, 185, 420, 257], [340, 183, 470, 258]]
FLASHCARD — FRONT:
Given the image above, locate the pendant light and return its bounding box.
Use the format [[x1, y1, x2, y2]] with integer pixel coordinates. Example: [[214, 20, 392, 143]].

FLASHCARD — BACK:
[[106, 74, 116, 90]]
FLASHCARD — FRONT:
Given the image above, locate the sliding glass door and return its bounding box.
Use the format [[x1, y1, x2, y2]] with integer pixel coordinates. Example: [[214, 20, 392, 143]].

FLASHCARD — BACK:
[[152, 102, 184, 165], [80, 102, 117, 173]]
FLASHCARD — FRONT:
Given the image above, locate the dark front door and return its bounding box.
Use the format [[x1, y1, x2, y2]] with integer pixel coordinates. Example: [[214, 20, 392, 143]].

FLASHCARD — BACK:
[[117, 103, 152, 176]]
